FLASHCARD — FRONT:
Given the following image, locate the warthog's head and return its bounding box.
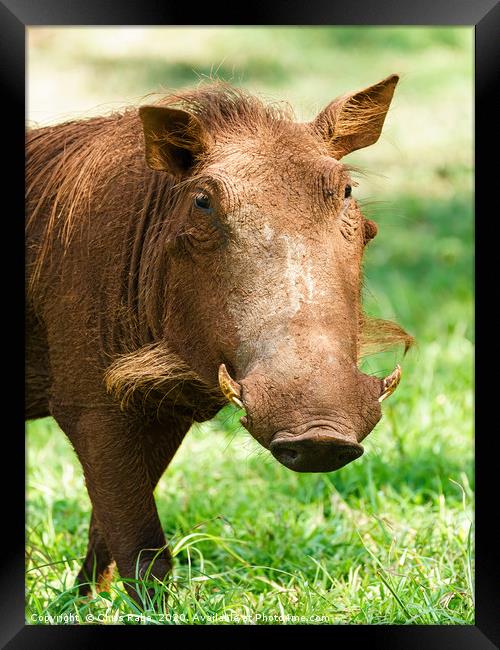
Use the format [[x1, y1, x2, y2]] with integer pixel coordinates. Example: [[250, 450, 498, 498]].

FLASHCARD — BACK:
[[138, 77, 412, 472]]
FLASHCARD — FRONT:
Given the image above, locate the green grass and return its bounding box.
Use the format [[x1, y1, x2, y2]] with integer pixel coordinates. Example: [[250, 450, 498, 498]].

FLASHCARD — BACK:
[[26, 27, 473, 625]]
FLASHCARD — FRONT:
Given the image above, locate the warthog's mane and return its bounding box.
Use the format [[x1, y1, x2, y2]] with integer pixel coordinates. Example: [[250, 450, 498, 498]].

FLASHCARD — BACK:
[[26, 81, 413, 409], [156, 82, 296, 138]]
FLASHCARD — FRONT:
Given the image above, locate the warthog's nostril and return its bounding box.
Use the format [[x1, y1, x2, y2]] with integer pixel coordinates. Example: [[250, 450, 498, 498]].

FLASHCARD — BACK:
[[277, 447, 299, 464]]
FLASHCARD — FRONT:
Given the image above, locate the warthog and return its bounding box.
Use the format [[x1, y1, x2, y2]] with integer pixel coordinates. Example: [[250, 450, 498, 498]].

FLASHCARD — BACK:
[[26, 76, 412, 599]]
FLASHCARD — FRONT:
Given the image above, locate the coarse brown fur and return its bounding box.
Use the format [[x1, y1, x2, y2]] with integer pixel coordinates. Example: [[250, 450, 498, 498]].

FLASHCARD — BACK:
[[26, 78, 412, 601]]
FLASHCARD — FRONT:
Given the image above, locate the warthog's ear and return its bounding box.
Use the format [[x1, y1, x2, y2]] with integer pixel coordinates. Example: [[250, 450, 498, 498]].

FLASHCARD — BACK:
[[312, 74, 399, 159], [139, 105, 205, 174]]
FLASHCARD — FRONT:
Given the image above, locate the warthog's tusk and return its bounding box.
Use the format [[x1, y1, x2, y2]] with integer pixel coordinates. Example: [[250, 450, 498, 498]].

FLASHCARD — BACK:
[[379, 364, 402, 402], [218, 363, 244, 409]]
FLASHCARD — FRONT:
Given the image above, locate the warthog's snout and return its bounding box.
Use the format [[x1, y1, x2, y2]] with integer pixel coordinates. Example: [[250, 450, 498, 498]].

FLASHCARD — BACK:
[[269, 429, 364, 473], [218, 362, 402, 473]]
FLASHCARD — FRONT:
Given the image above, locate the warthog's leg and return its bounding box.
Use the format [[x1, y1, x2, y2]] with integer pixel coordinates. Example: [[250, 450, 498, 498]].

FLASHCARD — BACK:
[[52, 403, 187, 603], [74, 420, 188, 597]]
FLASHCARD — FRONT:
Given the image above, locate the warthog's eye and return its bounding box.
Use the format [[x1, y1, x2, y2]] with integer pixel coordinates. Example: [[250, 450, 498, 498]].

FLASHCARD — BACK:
[[344, 185, 352, 198], [194, 193, 212, 212]]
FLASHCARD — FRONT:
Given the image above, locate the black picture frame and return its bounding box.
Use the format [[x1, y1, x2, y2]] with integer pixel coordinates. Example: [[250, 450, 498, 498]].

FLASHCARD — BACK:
[[4, 0, 498, 646]]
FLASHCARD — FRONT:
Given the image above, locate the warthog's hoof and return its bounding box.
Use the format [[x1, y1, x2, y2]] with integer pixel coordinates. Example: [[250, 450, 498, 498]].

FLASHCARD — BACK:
[[137, 555, 172, 584], [123, 553, 173, 604]]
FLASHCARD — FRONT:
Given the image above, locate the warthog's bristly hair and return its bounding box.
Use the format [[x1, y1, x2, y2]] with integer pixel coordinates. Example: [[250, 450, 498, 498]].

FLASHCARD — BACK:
[[104, 343, 223, 417], [360, 317, 414, 359], [157, 81, 296, 138]]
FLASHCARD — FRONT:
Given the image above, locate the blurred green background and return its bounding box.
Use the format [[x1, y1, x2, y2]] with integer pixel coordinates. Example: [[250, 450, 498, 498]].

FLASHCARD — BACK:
[[26, 27, 473, 625]]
